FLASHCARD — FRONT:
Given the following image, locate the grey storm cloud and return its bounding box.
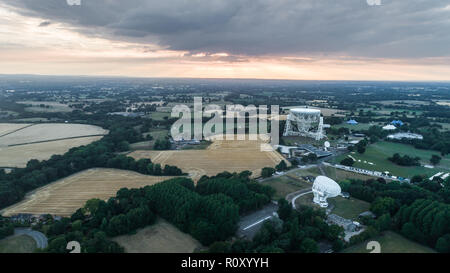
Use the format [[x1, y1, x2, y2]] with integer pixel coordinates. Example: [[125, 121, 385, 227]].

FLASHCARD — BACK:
[[3, 0, 450, 58], [38, 21, 52, 27]]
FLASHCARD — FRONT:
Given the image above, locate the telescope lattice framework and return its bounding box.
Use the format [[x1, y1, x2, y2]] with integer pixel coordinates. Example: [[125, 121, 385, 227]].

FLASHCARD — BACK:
[[283, 108, 325, 140]]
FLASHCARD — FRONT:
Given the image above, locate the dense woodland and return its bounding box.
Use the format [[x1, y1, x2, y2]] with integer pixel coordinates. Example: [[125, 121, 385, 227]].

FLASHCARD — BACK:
[[0, 216, 14, 240], [40, 172, 274, 253], [388, 153, 421, 167], [341, 178, 450, 252], [208, 199, 345, 253]]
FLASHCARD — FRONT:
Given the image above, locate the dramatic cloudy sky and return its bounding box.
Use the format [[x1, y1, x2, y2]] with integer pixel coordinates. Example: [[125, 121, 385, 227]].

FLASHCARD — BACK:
[[0, 0, 449, 80]]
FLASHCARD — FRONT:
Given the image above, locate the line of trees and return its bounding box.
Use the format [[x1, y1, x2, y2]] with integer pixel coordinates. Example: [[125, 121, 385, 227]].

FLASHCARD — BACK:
[[339, 178, 450, 252], [260, 161, 289, 178], [388, 153, 421, 166], [396, 199, 450, 252], [0, 216, 14, 240], [153, 137, 171, 150], [339, 179, 438, 206], [340, 157, 355, 167], [389, 128, 450, 156], [261, 167, 276, 178]]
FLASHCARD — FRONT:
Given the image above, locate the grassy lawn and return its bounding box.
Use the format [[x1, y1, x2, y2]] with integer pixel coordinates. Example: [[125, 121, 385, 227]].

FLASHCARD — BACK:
[[0, 235, 37, 253], [334, 141, 450, 178], [134, 129, 169, 150], [261, 175, 311, 200], [288, 167, 323, 179], [435, 122, 450, 131], [146, 129, 169, 139], [130, 141, 153, 151], [328, 196, 370, 220], [295, 192, 316, 208], [341, 231, 436, 253], [322, 166, 375, 182], [148, 112, 170, 121], [295, 193, 370, 220]]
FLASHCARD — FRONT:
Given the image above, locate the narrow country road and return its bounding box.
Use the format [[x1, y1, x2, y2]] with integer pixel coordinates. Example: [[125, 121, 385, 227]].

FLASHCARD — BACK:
[[286, 189, 313, 209], [14, 228, 48, 249], [290, 190, 313, 209]]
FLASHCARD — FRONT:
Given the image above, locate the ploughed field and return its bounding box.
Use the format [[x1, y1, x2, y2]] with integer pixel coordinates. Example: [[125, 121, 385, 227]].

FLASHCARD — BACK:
[[0, 168, 174, 217], [0, 123, 108, 168], [129, 136, 289, 181], [113, 218, 203, 253]]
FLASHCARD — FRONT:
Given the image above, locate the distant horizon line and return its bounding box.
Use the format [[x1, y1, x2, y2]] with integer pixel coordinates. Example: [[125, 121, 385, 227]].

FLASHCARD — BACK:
[[1, 73, 450, 84]]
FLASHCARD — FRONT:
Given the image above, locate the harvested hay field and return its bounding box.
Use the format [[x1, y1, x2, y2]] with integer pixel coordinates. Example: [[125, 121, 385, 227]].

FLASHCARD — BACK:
[[1, 168, 174, 217], [0, 235, 37, 253], [0, 123, 108, 168], [0, 136, 104, 168], [129, 136, 288, 181], [0, 123, 108, 146], [113, 218, 203, 253], [0, 123, 31, 137]]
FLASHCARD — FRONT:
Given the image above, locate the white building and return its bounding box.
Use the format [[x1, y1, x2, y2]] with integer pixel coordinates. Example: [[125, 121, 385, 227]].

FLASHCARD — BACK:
[[387, 132, 423, 140], [382, 124, 397, 131]]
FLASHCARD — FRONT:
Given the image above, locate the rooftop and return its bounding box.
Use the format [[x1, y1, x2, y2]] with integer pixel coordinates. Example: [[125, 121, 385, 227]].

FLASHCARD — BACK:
[[291, 108, 321, 114], [297, 144, 332, 157]]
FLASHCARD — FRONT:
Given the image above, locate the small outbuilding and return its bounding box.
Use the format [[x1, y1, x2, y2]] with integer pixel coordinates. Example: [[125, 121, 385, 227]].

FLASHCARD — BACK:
[[359, 211, 376, 219], [382, 124, 397, 130], [391, 120, 404, 126], [347, 120, 358, 125]]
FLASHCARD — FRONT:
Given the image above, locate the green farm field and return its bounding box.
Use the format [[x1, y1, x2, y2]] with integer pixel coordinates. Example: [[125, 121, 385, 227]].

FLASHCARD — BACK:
[[295, 193, 370, 220], [334, 141, 450, 178], [133, 129, 170, 150], [341, 231, 436, 253], [261, 175, 311, 200], [0, 235, 37, 253], [148, 112, 170, 121], [328, 196, 371, 220]]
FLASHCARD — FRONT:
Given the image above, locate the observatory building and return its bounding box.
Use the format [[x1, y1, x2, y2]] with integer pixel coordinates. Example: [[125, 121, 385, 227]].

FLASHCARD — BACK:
[[283, 108, 325, 140], [312, 176, 341, 208]]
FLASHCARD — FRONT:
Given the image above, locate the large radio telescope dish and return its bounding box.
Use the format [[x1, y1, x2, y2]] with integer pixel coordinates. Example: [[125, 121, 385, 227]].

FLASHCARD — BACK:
[[312, 176, 341, 208], [283, 108, 325, 140]]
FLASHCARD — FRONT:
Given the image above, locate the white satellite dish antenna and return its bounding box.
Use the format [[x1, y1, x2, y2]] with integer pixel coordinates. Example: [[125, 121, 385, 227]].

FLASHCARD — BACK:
[[324, 141, 331, 151]]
